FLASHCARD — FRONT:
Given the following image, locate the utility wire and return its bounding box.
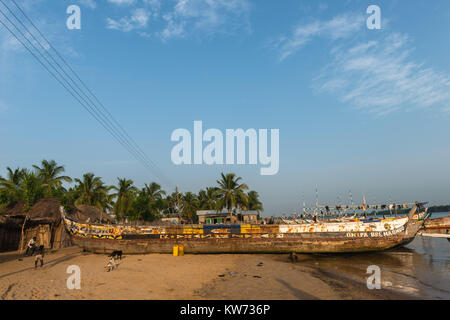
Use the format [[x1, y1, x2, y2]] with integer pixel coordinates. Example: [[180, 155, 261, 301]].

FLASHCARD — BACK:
[[0, 5, 155, 180], [9, 0, 164, 182], [0, 10, 157, 182], [0, 0, 172, 187]]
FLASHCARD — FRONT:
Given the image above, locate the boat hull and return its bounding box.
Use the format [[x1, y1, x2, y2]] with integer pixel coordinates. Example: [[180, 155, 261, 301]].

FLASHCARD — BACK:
[[68, 232, 417, 254], [62, 205, 427, 254]]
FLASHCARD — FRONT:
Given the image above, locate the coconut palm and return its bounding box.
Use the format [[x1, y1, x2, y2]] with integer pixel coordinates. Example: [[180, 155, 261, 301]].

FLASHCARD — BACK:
[[0, 167, 26, 204], [246, 190, 264, 213], [143, 182, 166, 202], [110, 178, 138, 221], [129, 190, 153, 221], [32, 159, 72, 196], [198, 187, 219, 210], [74, 173, 110, 209], [164, 189, 183, 217], [215, 173, 249, 219], [21, 170, 45, 209], [181, 192, 199, 223]]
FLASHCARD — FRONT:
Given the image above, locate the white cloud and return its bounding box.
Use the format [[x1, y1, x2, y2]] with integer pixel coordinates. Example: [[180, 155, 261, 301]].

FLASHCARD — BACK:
[[159, 0, 251, 40], [143, 0, 161, 10], [107, 0, 136, 5], [274, 14, 364, 61], [106, 8, 151, 32], [78, 0, 97, 9], [314, 33, 450, 115], [0, 33, 23, 53], [160, 13, 185, 39], [143, 0, 161, 18]]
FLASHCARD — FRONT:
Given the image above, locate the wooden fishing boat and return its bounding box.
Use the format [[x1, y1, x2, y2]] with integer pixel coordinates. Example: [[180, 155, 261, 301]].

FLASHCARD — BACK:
[[61, 204, 430, 254]]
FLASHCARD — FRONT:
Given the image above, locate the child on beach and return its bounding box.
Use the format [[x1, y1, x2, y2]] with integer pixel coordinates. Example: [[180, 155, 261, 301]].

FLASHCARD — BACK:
[[34, 245, 44, 269], [26, 237, 37, 256], [105, 257, 117, 272]]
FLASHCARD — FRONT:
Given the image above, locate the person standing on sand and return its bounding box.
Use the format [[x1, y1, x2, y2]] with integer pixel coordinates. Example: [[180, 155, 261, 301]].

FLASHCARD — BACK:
[[34, 245, 44, 269], [26, 237, 37, 256]]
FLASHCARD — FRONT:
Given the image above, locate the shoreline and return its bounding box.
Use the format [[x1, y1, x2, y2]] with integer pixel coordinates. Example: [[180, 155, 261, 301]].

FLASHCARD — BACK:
[[0, 247, 421, 300]]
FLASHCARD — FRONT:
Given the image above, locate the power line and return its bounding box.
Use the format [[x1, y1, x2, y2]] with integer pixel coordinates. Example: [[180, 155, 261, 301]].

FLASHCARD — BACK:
[[4, 0, 172, 186], [9, 0, 164, 181], [0, 0, 173, 187], [0, 10, 155, 180], [0, 5, 156, 180]]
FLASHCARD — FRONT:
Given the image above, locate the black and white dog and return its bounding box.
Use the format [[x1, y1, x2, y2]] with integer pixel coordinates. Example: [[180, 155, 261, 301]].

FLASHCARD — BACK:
[[109, 250, 123, 260]]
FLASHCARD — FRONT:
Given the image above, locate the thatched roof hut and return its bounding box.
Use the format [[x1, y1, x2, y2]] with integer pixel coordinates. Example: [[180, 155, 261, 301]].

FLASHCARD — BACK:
[[0, 201, 27, 217], [0, 198, 115, 252], [73, 205, 115, 224], [1, 198, 115, 223]]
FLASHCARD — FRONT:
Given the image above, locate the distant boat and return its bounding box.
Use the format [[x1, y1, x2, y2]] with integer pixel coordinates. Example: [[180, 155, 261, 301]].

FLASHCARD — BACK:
[[61, 204, 430, 254]]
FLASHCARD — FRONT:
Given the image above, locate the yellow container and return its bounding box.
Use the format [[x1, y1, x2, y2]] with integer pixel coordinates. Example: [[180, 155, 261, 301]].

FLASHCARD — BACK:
[[173, 245, 179, 256], [178, 245, 184, 256]]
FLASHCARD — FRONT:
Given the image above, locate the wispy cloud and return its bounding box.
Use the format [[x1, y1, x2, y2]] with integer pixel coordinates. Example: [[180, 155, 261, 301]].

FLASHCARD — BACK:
[[78, 0, 97, 10], [0, 1, 77, 58], [314, 33, 450, 115], [159, 0, 251, 40], [143, 0, 161, 11], [274, 13, 365, 61], [107, 0, 136, 6], [106, 8, 151, 32], [0, 32, 23, 53]]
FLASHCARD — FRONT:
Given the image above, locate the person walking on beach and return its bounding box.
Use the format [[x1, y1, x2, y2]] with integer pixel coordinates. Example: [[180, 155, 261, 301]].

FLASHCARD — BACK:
[[34, 245, 44, 269], [26, 237, 37, 256]]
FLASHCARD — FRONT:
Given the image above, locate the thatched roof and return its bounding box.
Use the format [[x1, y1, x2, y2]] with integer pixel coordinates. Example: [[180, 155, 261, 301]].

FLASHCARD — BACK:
[[1, 198, 115, 224], [73, 205, 115, 223], [0, 201, 26, 216], [27, 198, 63, 221]]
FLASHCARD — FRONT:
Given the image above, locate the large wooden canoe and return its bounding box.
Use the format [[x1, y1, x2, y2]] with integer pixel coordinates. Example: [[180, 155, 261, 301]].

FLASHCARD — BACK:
[[61, 205, 429, 254]]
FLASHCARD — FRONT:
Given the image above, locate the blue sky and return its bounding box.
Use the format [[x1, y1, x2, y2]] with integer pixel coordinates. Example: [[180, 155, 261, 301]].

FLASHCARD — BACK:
[[1, 0, 450, 215]]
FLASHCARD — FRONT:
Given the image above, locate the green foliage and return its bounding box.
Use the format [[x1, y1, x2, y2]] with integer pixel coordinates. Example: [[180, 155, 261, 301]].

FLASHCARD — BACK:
[[0, 160, 264, 223], [246, 190, 264, 213], [21, 171, 45, 210], [33, 159, 72, 197], [73, 172, 111, 212], [181, 192, 199, 223], [110, 178, 137, 221], [215, 173, 249, 215], [128, 190, 157, 222]]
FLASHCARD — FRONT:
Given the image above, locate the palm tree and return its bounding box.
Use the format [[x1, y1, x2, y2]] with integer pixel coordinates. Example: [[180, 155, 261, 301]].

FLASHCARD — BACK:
[[215, 173, 249, 220], [143, 182, 166, 202], [198, 187, 219, 210], [0, 167, 26, 204], [21, 170, 45, 209], [74, 173, 110, 209], [246, 191, 264, 213], [110, 178, 137, 221], [181, 192, 199, 223], [33, 160, 72, 196], [2, 167, 25, 186]]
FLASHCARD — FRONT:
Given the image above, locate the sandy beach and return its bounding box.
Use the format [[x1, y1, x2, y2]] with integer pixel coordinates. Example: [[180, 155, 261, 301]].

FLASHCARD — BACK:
[[0, 247, 416, 300]]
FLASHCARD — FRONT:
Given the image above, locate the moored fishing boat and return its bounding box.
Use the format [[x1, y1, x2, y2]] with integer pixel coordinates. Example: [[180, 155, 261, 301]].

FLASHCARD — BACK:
[[61, 203, 430, 254]]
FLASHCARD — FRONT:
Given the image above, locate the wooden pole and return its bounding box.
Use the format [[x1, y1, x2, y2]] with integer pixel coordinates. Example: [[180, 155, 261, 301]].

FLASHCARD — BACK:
[[18, 215, 28, 253]]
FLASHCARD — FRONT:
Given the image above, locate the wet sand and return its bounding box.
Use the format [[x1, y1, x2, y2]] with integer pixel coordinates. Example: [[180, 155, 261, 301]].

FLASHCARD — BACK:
[[0, 247, 415, 300]]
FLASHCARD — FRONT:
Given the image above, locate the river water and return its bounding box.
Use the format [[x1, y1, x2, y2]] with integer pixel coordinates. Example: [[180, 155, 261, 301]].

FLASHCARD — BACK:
[[298, 212, 450, 299]]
